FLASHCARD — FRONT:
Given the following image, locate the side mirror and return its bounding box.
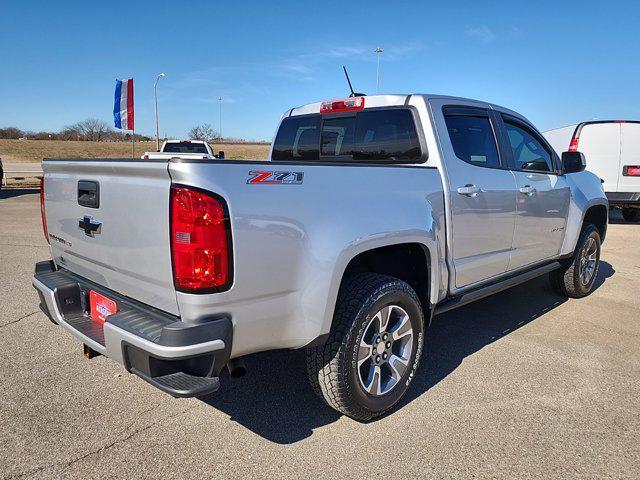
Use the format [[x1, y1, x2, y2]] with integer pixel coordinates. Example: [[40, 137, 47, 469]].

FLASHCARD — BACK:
[[562, 151, 586, 174]]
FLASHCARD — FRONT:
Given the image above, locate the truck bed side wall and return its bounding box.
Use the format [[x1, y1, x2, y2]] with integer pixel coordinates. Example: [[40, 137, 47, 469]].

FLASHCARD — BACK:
[[169, 161, 445, 357]]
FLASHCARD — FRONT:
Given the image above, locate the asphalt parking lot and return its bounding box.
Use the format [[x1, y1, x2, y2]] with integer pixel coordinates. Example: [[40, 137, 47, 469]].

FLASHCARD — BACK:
[[1, 188, 639, 479]]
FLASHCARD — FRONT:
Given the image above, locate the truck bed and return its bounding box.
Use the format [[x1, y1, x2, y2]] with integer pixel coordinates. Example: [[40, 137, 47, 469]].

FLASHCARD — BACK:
[[41, 157, 445, 356]]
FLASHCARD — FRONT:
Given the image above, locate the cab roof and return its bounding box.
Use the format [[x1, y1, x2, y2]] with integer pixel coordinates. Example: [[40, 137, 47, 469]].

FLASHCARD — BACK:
[[286, 93, 523, 120]]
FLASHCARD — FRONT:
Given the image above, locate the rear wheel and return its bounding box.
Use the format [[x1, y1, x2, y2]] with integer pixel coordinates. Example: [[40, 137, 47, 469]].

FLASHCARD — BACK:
[[306, 273, 424, 421], [550, 224, 601, 298], [621, 207, 640, 222]]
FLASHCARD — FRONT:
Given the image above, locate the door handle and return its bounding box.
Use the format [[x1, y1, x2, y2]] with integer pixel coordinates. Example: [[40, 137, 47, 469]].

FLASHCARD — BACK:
[[519, 185, 536, 196], [457, 184, 481, 197]]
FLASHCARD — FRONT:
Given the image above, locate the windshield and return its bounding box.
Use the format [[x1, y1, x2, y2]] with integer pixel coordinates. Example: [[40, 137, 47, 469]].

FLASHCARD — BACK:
[[163, 142, 209, 154], [271, 108, 423, 163]]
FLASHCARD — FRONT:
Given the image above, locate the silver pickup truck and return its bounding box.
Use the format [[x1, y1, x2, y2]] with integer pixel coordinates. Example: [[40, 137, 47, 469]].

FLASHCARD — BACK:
[[33, 94, 607, 421]]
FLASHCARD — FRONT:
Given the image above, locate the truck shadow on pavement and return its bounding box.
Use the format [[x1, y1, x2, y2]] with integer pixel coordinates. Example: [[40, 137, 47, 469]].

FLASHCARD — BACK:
[[608, 208, 639, 225], [398, 261, 614, 413], [200, 348, 340, 444], [0, 188, 39, 200], [200, 261, 614, 444]]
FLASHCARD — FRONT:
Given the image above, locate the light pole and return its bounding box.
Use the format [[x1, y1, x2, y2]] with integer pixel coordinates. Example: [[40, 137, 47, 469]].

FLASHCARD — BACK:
[[154, 72, 166, 151], [375, 47, 383, 93], [218, 97, 223, 141]]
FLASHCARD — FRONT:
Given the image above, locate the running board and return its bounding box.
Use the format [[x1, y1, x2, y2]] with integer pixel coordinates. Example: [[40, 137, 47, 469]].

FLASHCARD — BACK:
[[434, 262, 561, 316]]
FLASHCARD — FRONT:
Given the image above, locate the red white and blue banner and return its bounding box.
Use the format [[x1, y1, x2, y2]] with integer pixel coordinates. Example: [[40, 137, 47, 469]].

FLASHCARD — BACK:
[[113, 78, 134, 130]]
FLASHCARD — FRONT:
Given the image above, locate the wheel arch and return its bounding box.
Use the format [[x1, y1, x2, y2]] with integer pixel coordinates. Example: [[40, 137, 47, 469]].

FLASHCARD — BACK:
[[315, 240, 436, 343], [561, 195, 608, 257], [340, 243, 432, 312], [583, 203, 608, 241]]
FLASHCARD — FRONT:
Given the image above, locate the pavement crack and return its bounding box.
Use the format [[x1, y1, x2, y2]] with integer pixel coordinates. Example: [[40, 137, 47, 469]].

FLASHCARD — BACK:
[[5, 403, 197, 479], [60, 404, 197, 472], [0, 242, 48, 248], [0, 310, 39, 329]]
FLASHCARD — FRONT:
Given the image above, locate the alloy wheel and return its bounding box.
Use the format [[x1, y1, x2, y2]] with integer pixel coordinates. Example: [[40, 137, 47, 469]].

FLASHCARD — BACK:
[[357, 305, 414, 396], [580, 237, 598, 286]]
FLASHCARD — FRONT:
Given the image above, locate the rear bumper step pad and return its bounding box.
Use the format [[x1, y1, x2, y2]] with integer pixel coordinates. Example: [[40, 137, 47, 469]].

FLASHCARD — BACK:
[[131, 369, 221, 398]]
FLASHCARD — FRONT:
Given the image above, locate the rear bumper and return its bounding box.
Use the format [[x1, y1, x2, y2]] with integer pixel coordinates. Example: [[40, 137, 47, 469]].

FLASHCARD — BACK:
[[32, 261, 232, 398], [606, 192, 640, 206]]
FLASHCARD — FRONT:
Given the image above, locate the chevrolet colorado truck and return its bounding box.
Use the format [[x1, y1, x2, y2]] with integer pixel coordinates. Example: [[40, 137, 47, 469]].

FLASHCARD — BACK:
[[33, 94, 608, 421]]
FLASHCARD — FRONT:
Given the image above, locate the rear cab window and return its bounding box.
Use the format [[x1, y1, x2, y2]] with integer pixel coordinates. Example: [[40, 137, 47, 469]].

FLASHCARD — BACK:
[[163, 142, 209, 154], [271, 108, 425, 163]]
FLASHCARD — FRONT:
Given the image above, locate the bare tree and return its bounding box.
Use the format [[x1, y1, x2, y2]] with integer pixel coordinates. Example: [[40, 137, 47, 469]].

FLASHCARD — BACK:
[[80, 118, 113, 141], [0, 127, 24, 139], [30, 131, 55, 140], [188, 124, 218, 142], [58, 125, 82, 141], [62, 119, 113, 141]]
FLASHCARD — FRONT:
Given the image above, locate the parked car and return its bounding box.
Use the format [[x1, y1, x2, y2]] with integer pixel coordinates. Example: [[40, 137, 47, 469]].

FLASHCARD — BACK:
[[544, 121, 640, 222], [33, 94, 607, 421], [142, 140, 224, 160]]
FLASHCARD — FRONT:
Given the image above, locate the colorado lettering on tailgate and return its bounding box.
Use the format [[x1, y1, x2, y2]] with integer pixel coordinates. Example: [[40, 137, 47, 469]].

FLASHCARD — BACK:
[[247, 171, 304, 185]]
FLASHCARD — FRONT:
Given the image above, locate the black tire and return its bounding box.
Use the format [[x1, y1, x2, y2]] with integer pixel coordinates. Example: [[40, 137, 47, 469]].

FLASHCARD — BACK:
[[549, 224, 601, 298], [621, 208, 640, 222], [306, 273, 425, 421]]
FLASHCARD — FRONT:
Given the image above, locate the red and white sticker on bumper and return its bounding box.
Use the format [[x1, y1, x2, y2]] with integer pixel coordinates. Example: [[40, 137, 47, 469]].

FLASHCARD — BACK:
[[89, 290, 117, 324]]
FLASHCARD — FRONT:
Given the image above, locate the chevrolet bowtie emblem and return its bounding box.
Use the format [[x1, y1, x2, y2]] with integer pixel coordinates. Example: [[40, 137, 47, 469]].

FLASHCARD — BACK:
[[78, 215, 102, 237]]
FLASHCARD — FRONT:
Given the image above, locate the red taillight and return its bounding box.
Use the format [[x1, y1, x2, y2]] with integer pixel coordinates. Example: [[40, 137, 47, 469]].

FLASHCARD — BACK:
[[40, 177, 49, 243], [170, 186, 231, 292], [625, 166, 640, 176], [568, 137, 580, 152], [320, 96, 365, 114]]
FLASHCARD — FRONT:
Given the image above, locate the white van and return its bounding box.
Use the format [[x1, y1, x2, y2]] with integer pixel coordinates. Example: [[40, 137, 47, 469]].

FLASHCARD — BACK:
[[544, 121, 640, 222]]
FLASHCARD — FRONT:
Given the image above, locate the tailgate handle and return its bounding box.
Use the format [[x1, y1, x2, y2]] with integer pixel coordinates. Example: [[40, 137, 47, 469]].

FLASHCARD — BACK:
[[78, 181, 100, 208]]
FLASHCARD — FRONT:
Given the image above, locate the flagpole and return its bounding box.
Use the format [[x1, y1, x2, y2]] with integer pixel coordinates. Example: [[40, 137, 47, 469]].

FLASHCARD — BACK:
[[131, 128, 135, 158]]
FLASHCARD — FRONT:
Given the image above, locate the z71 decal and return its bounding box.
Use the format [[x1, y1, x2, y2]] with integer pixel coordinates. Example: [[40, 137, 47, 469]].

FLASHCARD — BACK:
[[247, 171, 304, 185]]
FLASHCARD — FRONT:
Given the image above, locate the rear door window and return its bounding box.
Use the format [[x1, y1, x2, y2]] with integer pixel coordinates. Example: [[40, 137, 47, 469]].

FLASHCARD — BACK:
[[444, 113, 501, 168], [272, 108, 423, 163]]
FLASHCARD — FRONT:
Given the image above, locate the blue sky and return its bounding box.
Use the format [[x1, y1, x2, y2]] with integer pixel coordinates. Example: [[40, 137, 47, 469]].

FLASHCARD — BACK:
[[1, 0, 638, 140]]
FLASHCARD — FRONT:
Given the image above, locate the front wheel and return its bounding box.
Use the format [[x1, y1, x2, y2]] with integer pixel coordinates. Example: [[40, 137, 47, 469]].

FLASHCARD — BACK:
[[550, 224, 601, 298], [306, 273, 424, 421]]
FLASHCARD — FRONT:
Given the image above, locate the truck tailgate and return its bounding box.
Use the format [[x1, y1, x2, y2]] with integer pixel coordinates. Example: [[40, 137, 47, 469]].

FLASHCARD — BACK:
[[42, 159, 178, 315]]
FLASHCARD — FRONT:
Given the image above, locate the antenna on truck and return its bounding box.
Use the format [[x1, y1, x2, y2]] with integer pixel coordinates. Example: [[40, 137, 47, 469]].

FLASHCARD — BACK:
[[342, 66, 366, 97]]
